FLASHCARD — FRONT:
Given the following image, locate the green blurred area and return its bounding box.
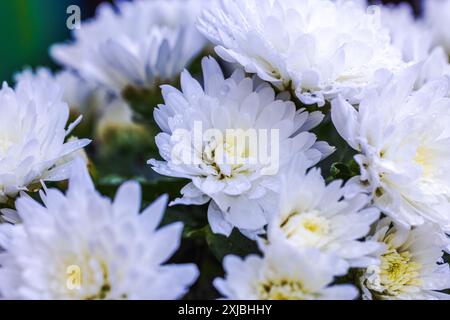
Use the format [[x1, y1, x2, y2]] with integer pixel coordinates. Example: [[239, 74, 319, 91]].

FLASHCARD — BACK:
[[0, 0, 102, 83]]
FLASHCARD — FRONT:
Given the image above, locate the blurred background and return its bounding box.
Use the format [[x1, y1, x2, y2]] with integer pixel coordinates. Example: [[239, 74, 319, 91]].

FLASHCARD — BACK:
[[0, 0, 108, 82], [0, 0, 422, 83]]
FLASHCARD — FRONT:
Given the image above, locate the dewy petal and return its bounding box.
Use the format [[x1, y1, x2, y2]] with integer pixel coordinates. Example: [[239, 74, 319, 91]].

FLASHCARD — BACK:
[[208, 202, 233, 237], [333, 65, 450, 231], [199, 0, 407, 105], [150, 56, 330, 237]]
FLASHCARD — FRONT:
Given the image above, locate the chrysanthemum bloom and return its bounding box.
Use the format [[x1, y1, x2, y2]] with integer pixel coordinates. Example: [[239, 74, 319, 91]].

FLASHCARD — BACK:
[[214, 240, 358, 300], [360, 218, 450, 300], [0, 73, 90, 203], [332, 68, 450, 231], [378, 3, 450, 88], [0, 160, 199, 299], [267, 156, 382, 268], [415, 48, 450, 91], [51, 0, 207, 95], [15, 68, 105, 118], [16, 68, 148, 147], [379, 3, 431, 63], [150, 57, 333, 237], [198, 0, 406, 106], [425, 0, 450, 56]]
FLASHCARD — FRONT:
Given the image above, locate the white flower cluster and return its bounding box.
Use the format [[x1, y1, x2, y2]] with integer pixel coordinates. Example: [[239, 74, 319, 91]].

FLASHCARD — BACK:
[[0, 0, 449, 300], [51, 0, 207, 95], [198, 0, 407, 106], [0, 159, 198, 299], [50, 0, 209, 143], [0, 70, 90, 204], [150, 57, 333, 238]]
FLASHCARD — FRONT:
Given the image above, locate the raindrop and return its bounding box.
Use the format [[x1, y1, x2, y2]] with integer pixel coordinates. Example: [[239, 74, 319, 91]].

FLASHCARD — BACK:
[[220, 84, 231, 96]]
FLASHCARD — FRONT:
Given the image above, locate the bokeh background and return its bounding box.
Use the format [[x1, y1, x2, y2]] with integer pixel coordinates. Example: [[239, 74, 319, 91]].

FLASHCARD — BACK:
[[0, 0, 422, 83], [0, 0, 108, 82]]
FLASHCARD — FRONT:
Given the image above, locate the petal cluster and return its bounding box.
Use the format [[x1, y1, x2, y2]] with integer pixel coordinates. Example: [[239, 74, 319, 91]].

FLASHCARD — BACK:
[[378, 2, 450, 88], [215, 240, 358, 300], [15, 68, 97, 116], [425, 0, 450, 55], [2, 0, 450, 301], [332, 68, 450, 231], [0, 160, 198, 299], [0, 74, 90, 203], [268, 156, 382, 268], [380, 3, 431, 63], [198, 0, 406, 106], [52, 0, 207, 94], [360, 219, 450, 300], [150, 57, 332, 237]]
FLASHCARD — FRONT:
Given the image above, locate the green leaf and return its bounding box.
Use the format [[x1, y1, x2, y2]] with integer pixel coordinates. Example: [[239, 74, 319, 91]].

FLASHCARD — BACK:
[[162, 206, 209, 237], [122, 85, 165, 124], [96, 174, 188, 203], [205, 226, 260, 262], [328, 159, 360, 182], [330, 162, 352, 179]]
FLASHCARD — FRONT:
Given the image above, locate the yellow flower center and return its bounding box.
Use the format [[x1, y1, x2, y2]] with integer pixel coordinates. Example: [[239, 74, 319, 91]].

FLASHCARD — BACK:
[[204, 130, 256, 177], [378, 247, 422, 296], [258, 279, 317, 300], [217, 133, 251, 164], [281, 211, 330, 248], [414, 145, 435, 178]]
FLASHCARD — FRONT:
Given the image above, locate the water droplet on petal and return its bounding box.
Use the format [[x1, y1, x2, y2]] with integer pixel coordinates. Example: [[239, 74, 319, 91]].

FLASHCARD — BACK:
[[220, 84, 230, 96]]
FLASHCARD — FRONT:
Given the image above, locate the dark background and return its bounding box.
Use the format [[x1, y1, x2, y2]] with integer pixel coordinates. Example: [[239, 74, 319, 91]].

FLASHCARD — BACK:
[[0, 0, 105, 82], [0, 0, 421, 83], [372, 0, 422, 14]]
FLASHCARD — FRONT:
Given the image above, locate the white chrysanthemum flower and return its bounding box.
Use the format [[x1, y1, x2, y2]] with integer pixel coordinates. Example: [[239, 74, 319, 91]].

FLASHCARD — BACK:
[[51, 0, 207, 95], [416, 47, 450, 91], [150, 57, 333, 237], [360, 218, 450, 300], [198, 0, 406, 106], [267, 156, 382, 268], [15, 68, 102, 116], [378, 3, 450, 89], [332, 67, 450, 231], [379, 3, 431, 63], [0, 159, 199, 300], [425, 0, 450, 55], [214, 240, 358, 300], [16, 68, 155, 137], [0, 73, 90, 203]]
